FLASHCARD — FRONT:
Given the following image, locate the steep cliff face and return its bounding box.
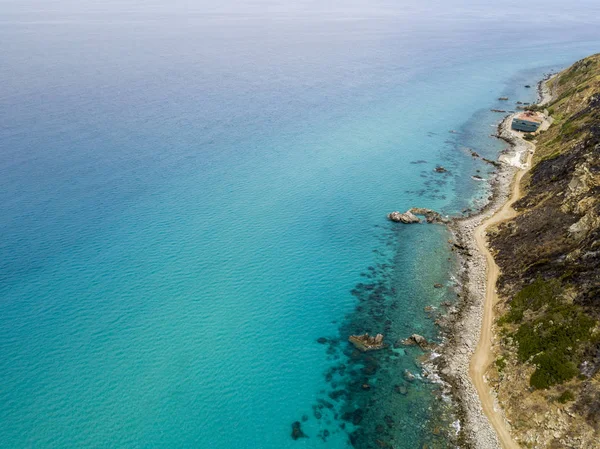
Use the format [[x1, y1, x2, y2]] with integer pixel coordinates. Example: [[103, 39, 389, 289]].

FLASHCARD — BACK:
[[488, 54, 600, 448]]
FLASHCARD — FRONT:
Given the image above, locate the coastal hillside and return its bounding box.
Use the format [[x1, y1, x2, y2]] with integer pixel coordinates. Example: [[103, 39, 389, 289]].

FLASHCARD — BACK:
[[488, 54, 600, 448]]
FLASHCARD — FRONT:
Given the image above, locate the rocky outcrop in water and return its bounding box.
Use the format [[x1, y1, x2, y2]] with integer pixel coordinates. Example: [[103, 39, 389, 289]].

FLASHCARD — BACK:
[[387, 210, 420, 223], [387, 208, 447, 224], [400, 334, 430, 350], [409, 207, 448, 224], [403, 369, 416, 382], [482, 157, 502, 168], [348, 333, 385, 351]]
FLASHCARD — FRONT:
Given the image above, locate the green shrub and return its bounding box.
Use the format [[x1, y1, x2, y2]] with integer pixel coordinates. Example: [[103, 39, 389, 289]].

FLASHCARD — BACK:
[[539, 150, 562, 163], [529, 351, 579, 389], [514, 304, 596, 363], [495, 356, 507, 373], [561, 121, 577, 139], [502, 278, 598, 390], [558, 70, 576, 86], [557, 390, 575, 403], [556, 87, 576, 102], [503, 278, 561, 324]]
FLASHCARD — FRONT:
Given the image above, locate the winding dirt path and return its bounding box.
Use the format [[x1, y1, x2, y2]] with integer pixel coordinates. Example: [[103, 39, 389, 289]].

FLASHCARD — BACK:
[[468, 135, 536, 449]]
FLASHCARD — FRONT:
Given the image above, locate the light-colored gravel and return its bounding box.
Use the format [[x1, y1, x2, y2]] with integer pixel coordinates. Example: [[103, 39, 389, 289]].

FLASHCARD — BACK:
[[434, 77, 555, 449]]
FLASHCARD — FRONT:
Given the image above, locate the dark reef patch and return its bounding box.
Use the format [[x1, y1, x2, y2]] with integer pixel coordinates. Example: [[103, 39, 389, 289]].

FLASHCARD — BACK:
[[297, 224, 457, 448]]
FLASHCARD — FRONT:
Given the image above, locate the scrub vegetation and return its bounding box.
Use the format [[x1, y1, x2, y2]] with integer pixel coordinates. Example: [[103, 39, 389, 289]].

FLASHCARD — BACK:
[[499, 278, 598, 389], [489, 54, 600, 444]]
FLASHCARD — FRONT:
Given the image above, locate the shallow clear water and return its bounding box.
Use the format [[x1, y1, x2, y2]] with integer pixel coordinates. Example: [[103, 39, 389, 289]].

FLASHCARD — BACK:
[[1, 1, 599, 448]]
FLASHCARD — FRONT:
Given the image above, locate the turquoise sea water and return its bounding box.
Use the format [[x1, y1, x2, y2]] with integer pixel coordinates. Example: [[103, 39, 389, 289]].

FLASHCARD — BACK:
[[1, 1, 599, 447]]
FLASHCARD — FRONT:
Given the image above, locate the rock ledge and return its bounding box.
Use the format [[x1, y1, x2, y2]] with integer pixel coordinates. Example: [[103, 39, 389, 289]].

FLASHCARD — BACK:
[[348, 333, 385, 351]]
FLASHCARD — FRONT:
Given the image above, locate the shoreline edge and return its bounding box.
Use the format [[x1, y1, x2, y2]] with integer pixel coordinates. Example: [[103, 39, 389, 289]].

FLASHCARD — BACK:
[[434, 74, 556, 449]]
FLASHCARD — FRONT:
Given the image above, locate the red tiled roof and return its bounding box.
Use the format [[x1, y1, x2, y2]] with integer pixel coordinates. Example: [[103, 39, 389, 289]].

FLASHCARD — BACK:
[[515, 112, 543, 123]]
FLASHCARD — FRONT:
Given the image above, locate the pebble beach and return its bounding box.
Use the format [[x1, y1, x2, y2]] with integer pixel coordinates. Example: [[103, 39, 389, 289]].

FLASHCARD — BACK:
[[435, 78, 554, 449]]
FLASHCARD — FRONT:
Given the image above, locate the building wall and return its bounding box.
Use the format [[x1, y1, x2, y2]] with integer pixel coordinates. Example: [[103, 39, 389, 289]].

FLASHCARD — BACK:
[[512, 119, 540, 132]]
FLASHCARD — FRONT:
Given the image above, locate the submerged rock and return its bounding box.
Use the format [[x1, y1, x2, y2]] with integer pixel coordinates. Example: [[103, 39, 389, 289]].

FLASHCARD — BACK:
[[291, 421, 307, 440], [362, 363, 378, 375], [318, 399, 334, 409], [351, 409, 364, 425], [328, 389, 347, 401], [348, 333, 385, 351], [434, 165, 448, 173], [395, 384, 408, 395], [384, 415, 395, 428]]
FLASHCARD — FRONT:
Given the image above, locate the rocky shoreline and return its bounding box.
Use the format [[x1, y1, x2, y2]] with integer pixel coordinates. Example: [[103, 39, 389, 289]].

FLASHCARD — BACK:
[[435, 159, 515, 449], [431, 76, 555, 448]]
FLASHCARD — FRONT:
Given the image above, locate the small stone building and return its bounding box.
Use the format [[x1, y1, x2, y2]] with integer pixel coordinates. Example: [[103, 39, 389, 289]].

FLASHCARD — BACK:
[[512, 112, 543, 132]]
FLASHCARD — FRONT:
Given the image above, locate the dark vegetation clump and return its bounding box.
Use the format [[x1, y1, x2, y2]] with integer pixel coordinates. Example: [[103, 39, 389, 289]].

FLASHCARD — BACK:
[[523, 133, 535, 141], [499, 277, 561, 324], [557, 390, 575, 404], [500, 278, 598, 389], [495, 356, 507, 373]]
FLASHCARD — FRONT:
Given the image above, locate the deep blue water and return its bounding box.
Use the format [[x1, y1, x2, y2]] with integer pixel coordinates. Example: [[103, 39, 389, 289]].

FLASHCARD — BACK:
[[1, 1, 599, 447]]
